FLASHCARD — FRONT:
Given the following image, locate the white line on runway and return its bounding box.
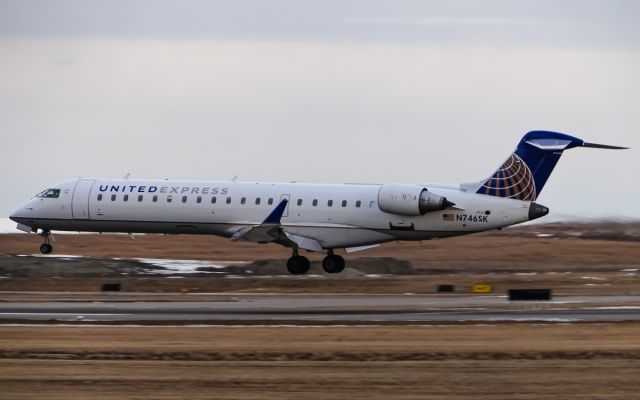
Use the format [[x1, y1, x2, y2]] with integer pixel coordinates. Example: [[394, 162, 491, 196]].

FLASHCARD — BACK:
[[0, 313, 128, 316]]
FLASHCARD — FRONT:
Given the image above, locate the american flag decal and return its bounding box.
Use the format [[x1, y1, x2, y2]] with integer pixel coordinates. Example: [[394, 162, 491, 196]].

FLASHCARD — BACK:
[[442, 214, 454, 221]]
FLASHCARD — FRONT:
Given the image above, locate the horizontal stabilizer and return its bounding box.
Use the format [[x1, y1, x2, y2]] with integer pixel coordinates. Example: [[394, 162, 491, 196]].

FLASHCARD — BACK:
[[582, 142, 629, 150]]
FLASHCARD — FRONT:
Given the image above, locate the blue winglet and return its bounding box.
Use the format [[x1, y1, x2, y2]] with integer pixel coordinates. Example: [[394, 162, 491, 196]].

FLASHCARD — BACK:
[[262, 199, 288, 225]]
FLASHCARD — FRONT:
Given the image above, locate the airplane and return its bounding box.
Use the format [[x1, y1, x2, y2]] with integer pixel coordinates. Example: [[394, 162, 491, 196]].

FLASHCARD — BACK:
[[9, 130, 627, 275]]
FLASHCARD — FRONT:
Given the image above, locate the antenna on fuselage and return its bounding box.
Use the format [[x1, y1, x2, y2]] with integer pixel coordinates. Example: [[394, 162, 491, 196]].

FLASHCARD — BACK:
[[123, 173, 131, 180]]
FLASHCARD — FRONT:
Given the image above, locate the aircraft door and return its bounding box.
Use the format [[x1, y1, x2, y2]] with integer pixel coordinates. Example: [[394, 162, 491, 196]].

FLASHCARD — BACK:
[[279, 194, 290, 217], [72, 179, 95, 219]]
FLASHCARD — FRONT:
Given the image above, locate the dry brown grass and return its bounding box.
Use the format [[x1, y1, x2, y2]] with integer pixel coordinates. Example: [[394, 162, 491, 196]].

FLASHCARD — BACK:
[[1, 232, 639, 269], [1, 324, 640, 399], [1, 230, 639, 295]]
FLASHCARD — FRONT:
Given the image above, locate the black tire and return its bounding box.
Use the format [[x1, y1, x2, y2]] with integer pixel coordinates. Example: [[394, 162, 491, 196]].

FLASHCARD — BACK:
[[40, 243, 53, 254], [322, 255, 345, 273], [286, 256, 310, 275]]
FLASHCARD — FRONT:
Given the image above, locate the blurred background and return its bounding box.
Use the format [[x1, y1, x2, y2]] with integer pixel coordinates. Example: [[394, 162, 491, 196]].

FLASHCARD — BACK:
[[1, 0, 638, 228]]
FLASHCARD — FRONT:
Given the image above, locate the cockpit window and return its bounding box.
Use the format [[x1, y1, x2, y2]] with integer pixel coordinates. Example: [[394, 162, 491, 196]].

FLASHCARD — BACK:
[[36, 189, 60, 198]]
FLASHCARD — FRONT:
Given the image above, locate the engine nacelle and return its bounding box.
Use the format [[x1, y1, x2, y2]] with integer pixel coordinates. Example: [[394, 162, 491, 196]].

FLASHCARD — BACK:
[[377, 183, 453, 216]]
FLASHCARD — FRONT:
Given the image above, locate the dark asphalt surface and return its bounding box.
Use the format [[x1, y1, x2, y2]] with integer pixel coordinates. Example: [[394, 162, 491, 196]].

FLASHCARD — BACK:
[[1, 295, 639, 322]]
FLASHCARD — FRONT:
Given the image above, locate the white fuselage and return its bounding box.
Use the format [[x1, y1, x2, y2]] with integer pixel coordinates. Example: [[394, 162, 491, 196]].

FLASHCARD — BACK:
[[10, 178, 533, 250]]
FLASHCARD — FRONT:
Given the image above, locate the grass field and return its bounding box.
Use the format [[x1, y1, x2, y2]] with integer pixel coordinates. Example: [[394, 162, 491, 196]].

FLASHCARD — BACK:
[[1, 324, 640, 399]]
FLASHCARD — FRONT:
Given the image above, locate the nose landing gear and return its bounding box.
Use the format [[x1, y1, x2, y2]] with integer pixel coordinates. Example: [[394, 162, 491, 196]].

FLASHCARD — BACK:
[[39, 230, 53, 254]]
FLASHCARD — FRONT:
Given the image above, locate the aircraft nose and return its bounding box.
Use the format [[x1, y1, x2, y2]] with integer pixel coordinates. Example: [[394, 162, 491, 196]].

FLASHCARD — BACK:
[[9, 209, 19, 222], [9, 205, 31, 222]]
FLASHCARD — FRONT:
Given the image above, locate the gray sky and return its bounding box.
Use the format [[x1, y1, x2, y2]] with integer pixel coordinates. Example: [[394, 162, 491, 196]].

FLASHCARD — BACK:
[[1, 0, 639, 220]]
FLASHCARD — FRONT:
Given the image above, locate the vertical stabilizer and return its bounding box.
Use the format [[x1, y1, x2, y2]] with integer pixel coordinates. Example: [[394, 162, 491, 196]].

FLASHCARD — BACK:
[[464, 131, 608, 201]]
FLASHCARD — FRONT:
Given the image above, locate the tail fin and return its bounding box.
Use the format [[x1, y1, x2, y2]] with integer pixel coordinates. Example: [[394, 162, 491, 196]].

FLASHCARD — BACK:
[[465, 130, 628, 201]]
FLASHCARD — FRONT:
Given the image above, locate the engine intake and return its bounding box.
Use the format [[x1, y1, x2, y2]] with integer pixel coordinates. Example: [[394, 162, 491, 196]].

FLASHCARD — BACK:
[[378, 183, 454, 216]]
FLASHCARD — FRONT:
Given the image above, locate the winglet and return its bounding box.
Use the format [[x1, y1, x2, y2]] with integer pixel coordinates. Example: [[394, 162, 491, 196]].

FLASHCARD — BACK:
[[263, 199, 288, 225]]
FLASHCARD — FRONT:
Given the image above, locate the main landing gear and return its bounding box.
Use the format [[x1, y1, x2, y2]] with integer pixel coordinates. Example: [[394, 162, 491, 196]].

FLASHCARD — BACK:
[[286, 250, 310, 275], [322, 251, 345, 274], [39, 230, 53, 254], [285, 250, 346, 275]]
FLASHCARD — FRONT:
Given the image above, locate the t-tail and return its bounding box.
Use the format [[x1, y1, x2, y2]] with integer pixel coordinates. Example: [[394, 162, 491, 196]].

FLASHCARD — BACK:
[[463, 130, 628, 219]]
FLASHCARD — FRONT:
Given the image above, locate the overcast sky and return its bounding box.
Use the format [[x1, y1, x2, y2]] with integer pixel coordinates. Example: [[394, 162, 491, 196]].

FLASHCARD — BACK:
[[1, 0, 639, 222]]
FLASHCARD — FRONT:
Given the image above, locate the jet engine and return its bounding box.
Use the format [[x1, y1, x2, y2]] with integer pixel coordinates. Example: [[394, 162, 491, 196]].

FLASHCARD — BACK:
[[377, 183, 454, 216]]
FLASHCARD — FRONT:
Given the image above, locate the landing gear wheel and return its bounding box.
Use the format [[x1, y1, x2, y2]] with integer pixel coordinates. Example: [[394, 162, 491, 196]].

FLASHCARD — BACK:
[[287, 256, 310, 275], [39, 229, 53, 254], [322, 255, 345, 274], [40, 243, 53, 254]]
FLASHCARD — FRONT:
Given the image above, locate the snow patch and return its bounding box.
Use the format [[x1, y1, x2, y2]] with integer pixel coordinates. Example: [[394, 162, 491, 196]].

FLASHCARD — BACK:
[[581, 276, 607, 281], [134, 258, 249, 275]]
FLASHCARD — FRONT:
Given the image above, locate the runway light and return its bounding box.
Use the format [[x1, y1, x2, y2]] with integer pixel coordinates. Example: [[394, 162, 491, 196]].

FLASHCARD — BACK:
[[472, 284, 494, 294]]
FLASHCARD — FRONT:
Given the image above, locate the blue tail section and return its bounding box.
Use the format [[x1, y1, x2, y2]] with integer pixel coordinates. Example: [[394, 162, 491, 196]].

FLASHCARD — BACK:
[[475, 131, 584, 201]]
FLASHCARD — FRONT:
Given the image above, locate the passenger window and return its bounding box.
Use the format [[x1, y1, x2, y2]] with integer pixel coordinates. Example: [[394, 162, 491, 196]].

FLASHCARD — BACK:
[[255, 198, 261, 205], [138, 195, 143, 202], [297, 199, 303, 206], [167, 195, 173, 203], [268, 198, 273, 205], [97, 194, 103, 201], [226, 197, 231, 204], [312, 199, 318, 206], [241, 197, 246, 205], [356, 200, 361, 208], [153, 195, 158, 202], [111, 194, 116, 201], [341, 200, 347, 207], [182, 196, 187, 203], [124, 194, 129, 202], [327, 200, 333, 207], [197, 196, 202, 204], [211, 196, 217, 204]]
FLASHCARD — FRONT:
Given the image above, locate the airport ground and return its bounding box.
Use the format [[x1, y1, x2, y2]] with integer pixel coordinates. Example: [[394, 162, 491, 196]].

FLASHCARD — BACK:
[[1, 323, 640, 399], [0, 222, 639, 398]]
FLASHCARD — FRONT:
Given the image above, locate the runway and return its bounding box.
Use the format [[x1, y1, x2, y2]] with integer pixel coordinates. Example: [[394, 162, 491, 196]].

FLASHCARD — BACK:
[[1, 294, 639, 322]]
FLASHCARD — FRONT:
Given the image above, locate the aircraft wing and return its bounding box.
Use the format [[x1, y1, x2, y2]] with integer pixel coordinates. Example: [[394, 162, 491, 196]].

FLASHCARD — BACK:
[[283, 232, 324, 252], [230, 199, 289, 242], [230, 224, 282, 242], [230, 199, 325, 252]]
